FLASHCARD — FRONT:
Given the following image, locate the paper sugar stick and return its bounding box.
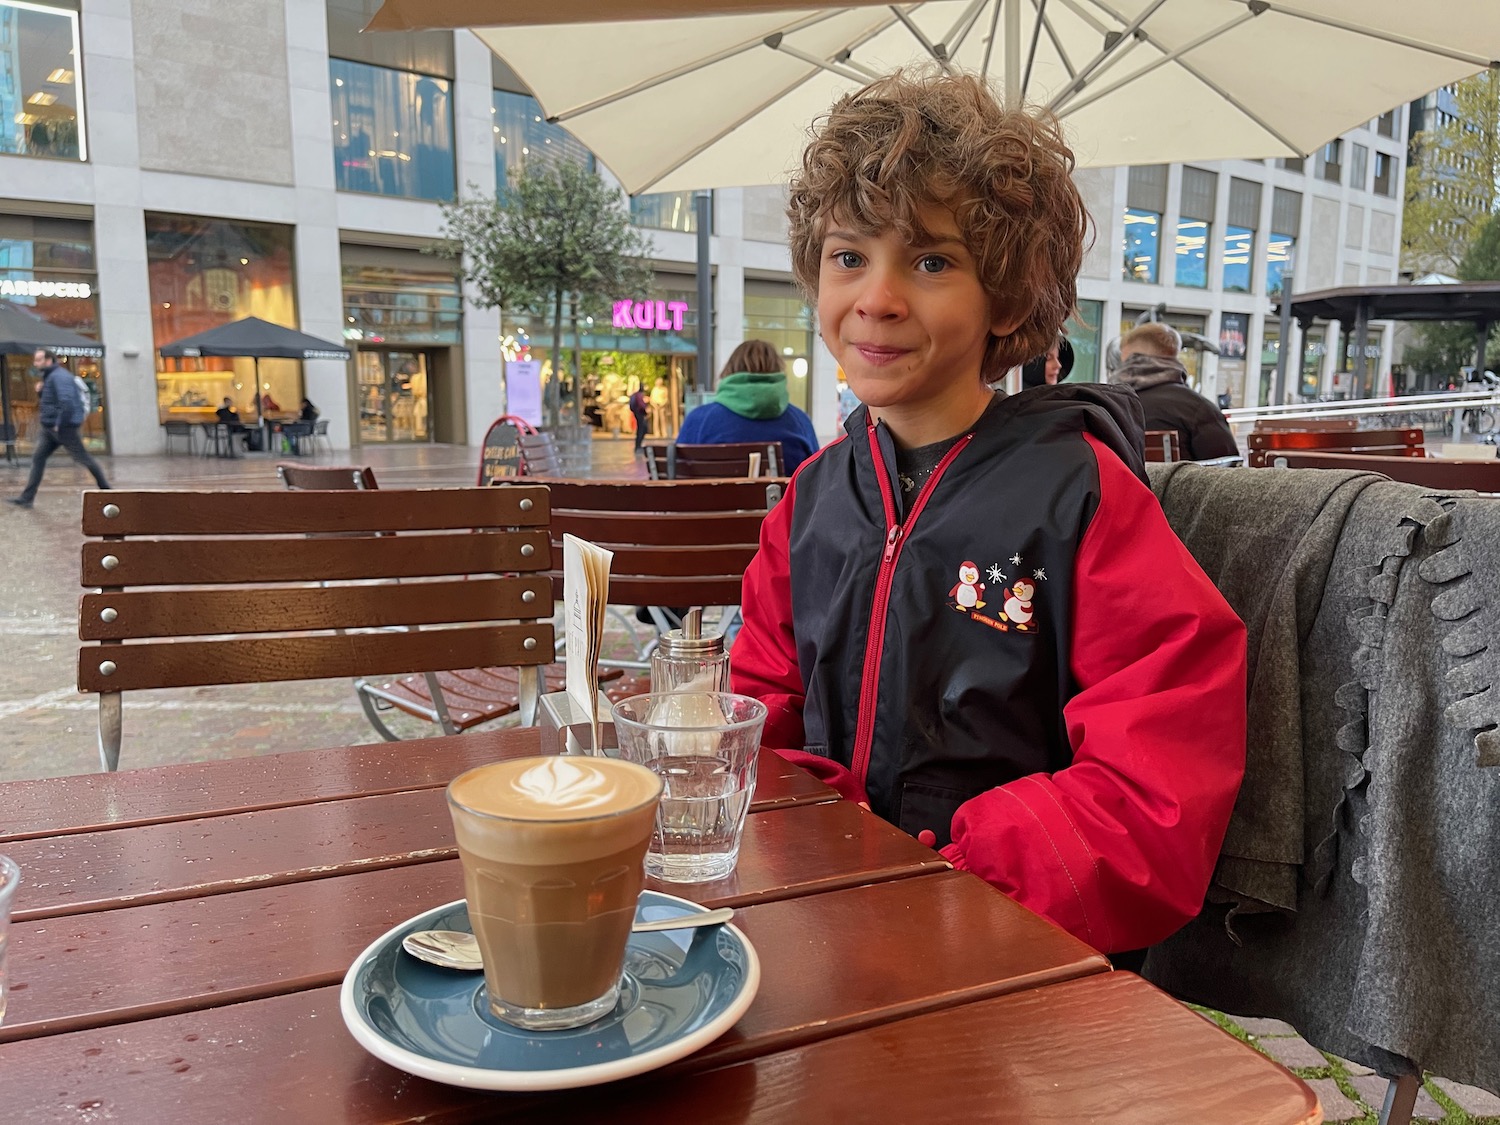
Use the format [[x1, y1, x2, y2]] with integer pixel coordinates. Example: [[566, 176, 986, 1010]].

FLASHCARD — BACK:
[[562, 533, 614, 754]]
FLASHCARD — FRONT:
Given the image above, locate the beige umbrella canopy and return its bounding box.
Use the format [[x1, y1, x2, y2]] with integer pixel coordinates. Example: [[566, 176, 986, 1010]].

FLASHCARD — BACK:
[[371, 1, 1500, 194]]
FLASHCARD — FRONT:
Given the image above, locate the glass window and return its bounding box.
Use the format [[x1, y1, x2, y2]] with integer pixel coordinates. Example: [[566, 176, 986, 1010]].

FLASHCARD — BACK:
[[330, 58, 455, 201], [743, 292, 815, 410], [0, 1, 85, 160], [0, 213, 104, 451], [342, 263, 462, 346], [1266, 233, 1296, 296], [1222, 226, 1254, 292], [493, 89, 593, 189], [1122, 208, 1160, 283], [631, 191, 703, 233], [1373, 152, 1397, 197], [1176, 167, 1215, 290], [1377, 108, 1398, 138], [1317, 139, 1342, 184], [1277, 157, 1304, 174], [1350, 143, 1369, 191], [145, 214, 302, 423], [1065, 300, 1102, 382]]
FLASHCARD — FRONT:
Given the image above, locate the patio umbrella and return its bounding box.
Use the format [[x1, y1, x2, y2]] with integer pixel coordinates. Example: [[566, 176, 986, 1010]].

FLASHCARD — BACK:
[[369, 0, 1500, 193], [159, 316, 350, 426], [0, 300, 106, 462]]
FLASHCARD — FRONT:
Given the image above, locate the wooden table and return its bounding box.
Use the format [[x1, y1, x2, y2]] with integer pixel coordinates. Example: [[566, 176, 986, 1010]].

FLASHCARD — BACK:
[[0, 728, 1320, 1124]]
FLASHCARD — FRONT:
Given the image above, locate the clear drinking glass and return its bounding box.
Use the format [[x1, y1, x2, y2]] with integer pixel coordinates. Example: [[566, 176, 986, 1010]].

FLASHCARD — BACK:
[[0, 855, 19, 1026], [612, 693, 767, 883]]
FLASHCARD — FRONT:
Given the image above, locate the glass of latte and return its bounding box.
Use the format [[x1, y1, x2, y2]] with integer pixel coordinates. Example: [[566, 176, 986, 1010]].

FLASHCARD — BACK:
[[446, 755, 663, 1031]]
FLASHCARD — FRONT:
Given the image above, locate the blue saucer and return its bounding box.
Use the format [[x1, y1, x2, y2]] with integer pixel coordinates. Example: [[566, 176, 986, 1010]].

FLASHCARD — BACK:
[[339, 891, 760, 1091]]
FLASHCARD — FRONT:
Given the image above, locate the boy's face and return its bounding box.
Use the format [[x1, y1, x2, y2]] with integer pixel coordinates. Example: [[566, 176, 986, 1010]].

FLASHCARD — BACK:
[[817, 204, 1011, 440]]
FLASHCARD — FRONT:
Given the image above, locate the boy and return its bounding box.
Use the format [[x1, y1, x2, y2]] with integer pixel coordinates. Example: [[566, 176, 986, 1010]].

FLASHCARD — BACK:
[[731, 73, 1247, 954]]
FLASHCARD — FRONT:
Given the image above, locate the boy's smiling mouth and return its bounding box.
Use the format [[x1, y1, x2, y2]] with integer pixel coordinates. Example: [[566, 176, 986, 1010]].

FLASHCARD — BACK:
[[852, 344, 913, 366]]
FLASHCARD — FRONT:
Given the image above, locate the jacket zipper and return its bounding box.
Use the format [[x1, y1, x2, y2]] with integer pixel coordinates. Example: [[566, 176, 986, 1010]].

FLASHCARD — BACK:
[[850, 424, 976, 789]]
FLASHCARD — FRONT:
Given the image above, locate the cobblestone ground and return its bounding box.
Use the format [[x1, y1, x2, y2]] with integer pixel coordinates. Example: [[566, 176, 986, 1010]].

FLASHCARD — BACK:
[[4, 435, 1497, 1121]]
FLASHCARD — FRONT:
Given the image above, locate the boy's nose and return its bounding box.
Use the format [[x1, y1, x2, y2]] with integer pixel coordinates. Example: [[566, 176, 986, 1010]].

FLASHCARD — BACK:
[[854, 271, 907, 320]]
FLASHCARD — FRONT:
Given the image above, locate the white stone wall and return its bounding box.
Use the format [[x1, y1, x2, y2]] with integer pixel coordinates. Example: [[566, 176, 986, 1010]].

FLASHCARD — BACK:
[[130, 0, 294, 186]]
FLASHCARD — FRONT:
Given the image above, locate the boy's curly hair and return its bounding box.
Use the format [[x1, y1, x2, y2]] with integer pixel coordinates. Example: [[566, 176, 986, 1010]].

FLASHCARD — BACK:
[[788, 71, 1088, 379]]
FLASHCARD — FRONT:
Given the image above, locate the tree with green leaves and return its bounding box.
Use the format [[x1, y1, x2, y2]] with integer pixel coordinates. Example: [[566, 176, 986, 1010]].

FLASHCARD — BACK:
[[1402, 71, 1500, 276], [433, 162, 653, 427], [1401, 211, 1500, 381]]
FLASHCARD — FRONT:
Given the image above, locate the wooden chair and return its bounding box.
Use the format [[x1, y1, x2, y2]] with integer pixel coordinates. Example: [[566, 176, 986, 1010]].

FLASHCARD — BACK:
[[76, 487, 554, 771], [505, 478, 784, 687], [642, 441, 784, 479], [1247, 427, 1425, 459], [278, 464, 623, 737], [1143, 430, 1180, 463], [1250, 449, 1500, 491], [518, 430, 564, 476], [277, 463, 378, 491], [1252, 417, 1360, 431]]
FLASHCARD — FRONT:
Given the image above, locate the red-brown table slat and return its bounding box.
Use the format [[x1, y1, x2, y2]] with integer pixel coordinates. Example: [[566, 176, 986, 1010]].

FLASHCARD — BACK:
[[0, 734, 833, 843], [8, 797, 943, 922], [1, 869, 1104, 1047], [0, 974, 1317, 1125]]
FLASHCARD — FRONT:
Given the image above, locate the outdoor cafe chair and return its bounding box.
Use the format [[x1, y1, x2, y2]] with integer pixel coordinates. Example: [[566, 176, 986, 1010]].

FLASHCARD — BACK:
[[277, 462, 622, 740], [162, 421, 196, 456], [642, 440, 783, 480], [76, 485, 553, 771]]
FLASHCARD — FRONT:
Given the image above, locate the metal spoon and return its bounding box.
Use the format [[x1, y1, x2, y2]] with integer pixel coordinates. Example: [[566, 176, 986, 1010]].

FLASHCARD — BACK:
[[402, 908, 736, 972]]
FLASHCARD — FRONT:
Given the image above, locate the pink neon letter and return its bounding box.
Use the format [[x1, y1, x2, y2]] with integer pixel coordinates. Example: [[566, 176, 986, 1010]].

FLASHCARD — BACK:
[[667, 300, 688, 332], [633, 301, 654, 329], [612, 300, 634, 329]]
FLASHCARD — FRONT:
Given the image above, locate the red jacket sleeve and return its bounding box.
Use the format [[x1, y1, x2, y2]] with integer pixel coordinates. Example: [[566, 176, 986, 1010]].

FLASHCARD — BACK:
[[942, 434, 1247, 953]]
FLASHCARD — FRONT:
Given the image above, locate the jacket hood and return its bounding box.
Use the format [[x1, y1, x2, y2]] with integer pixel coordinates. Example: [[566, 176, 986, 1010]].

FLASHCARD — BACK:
[[715, 371, 789, 419], [844, 384, 1148, 486], [1110, 353, 1189, 391]]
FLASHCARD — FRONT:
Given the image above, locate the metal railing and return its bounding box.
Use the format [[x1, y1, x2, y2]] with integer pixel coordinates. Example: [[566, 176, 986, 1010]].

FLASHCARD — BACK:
[[1224, 390, 1500, 442]]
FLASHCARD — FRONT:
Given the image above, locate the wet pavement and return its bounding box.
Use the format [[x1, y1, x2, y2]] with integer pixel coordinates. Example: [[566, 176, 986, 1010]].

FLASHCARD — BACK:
[[0, 434, 647, 782]]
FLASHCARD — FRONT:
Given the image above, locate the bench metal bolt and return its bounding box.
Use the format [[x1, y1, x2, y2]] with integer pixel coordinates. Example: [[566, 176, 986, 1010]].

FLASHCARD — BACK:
[[100, 608, 118, 623], [523, 638, 538, 650], [521, 590, 536, 603], [102, 555, 119, 570], [519, 498, 533, 512], [102, 504, 120, 519], [99, 661, 117, 677], [520, 544, 535, 557]]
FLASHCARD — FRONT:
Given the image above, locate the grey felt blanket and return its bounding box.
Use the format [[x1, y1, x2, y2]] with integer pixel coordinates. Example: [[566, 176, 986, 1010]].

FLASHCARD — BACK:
[[1143, 464, 1500, 1091]]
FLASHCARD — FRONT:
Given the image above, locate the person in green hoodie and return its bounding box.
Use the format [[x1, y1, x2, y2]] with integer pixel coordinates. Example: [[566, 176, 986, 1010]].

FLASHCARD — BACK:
[[676, 339, 822, 473]]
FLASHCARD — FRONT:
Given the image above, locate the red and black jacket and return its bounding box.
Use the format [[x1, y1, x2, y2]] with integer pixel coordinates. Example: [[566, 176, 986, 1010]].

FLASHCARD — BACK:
[[732, 385, 1248, 953]]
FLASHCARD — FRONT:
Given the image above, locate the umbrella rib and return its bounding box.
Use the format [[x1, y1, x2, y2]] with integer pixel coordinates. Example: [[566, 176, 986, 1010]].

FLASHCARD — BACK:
[[1169, 53, 1302, 152], [772, 41, 876, 83], [980, 0, 1002, 77], [941, 0, 989, 55], [1033, 0, 1077, 79], [545, 9, 845, 123], [890, 5, 954, 71], [633, 69, 827, 194], [1045, 0, 1166, 108], [1021, 0, 1047, 99], [834, 10, 909, 75], [1048, 0, 1111, 38], [1054, 9, 1257, 116], [1267, 3, 1496, 68]]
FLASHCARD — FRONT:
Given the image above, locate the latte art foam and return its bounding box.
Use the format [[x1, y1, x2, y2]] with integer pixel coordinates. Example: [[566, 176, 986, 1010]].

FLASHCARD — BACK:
[[510, 757, 618, 810]]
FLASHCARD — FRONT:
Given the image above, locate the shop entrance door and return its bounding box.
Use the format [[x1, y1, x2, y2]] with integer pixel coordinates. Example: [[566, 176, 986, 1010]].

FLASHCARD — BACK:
[[357, 349, 432, 443]]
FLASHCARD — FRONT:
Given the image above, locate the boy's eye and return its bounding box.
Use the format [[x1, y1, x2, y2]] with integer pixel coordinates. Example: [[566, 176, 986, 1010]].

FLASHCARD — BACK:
[[833, 250, 863, 269], [917, 255, 949, 274]]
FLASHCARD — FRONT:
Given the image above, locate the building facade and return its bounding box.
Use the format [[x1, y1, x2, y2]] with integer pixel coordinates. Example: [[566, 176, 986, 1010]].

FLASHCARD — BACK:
[[0, 0, 1409, 457]]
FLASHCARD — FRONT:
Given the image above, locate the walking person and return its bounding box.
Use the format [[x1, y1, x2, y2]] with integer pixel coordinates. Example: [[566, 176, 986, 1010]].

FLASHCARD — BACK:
[[8, 348, 110, 508], [628, 385, 650, 455]]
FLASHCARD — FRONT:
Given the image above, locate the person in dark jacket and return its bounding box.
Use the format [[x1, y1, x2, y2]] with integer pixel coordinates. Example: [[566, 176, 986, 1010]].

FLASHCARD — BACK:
[[676, 339, 821, 473], [1110, 323, 1239, 460], [732, 72, 1247, 954], [1019, 333, 1074, 388], [299, 398, 319, 423], [628, 387, 650, 454], [8, 349, 110, 508]]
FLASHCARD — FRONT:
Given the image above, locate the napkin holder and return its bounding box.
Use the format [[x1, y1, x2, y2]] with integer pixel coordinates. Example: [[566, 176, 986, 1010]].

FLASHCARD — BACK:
[[537, 689, 618, 756]]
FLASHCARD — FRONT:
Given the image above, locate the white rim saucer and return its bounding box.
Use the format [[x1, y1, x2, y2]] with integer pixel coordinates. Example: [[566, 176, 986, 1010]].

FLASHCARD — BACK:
[[339, 891, 760, 1092]]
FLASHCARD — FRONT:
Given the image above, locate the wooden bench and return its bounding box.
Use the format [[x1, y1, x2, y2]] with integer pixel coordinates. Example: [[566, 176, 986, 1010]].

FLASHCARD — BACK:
[[1249, 449, 1500, 491], [1247, 427, 1425, 464], [77, 487, 554, 771], [1252, 417, 1360, 431], [1143, 430, 1180, 463], [643, 441, 784, 479], [277, 463, 378, 491], [519, 430, 563, 476]]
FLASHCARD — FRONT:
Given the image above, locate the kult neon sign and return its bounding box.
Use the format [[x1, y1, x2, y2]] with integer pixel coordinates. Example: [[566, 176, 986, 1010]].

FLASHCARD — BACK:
[[613, 299, 689, 332]]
